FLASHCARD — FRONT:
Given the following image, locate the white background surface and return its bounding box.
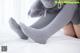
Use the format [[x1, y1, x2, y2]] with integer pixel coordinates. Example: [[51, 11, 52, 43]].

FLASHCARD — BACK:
[[0, 0, 80, 53]]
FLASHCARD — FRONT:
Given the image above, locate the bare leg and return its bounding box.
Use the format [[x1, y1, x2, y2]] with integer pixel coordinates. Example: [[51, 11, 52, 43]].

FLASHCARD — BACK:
[[73, 24, 80, 38], [64, 22, 77, 38]]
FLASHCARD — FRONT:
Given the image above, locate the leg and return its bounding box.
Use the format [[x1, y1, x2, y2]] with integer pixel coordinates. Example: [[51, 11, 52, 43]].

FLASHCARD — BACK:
[[9, 0, 59, 40], [64, 22, 76, 38], [73, 24, 80, 38], [20, 4, 77, 44], [9, 18, 28, 40], [9, 11, 58, 40], [31, 11, 58, 29]]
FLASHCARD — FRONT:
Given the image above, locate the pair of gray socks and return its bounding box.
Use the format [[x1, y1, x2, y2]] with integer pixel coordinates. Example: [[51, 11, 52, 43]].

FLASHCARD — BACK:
[[9, 0, 78, 44], [9, 4, 77, 44], [9, 10, 58, 40], [9, 0, 59, 40]]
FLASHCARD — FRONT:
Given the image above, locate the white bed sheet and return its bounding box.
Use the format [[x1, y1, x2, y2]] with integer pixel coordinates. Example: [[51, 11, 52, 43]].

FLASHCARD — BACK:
[[0, 29, 80, 53]]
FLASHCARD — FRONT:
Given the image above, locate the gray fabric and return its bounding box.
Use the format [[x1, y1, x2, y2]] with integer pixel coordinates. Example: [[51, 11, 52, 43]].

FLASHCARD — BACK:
[[28, 0, 45, 17], [31, 11, 58, 29], [9, 0, 60, 40], [28, 0, 61, 17], [71, 5, 80, 24], [9, 18, 28, 40], [41, 0, 56, 8], [20, 4, 78, 44]]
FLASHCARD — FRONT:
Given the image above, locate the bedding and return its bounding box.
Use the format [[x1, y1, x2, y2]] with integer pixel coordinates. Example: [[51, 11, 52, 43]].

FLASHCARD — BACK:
[[0, 29, 80, 53]]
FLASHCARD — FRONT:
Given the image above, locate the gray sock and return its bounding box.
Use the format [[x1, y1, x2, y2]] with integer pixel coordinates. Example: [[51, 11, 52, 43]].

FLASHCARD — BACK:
[[20, 4, 77, 44], [31, 11, 58, 29], [9, 18, 28, 40]]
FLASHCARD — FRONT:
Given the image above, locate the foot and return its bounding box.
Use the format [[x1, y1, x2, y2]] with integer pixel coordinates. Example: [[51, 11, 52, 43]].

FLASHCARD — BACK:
[[20, 23, 49, 44], [9, 18, 28, 40]]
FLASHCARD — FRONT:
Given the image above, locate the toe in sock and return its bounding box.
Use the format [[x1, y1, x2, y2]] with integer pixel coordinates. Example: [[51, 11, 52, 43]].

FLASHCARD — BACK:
[[9, 18, 28, 40]]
